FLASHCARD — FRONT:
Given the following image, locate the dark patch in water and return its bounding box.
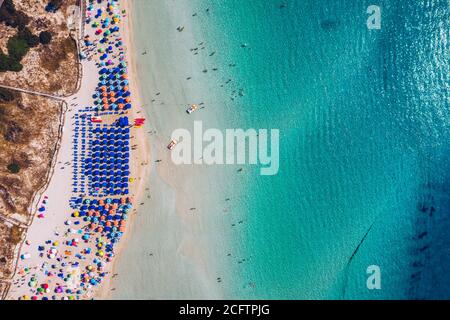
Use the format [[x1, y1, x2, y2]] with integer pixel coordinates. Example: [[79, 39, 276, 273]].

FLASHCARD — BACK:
[[416, 231, 427, 239], [320, 18, 340, 31], [412, 261, 424, 268], [341, 223, 374, 298], [408, 179, 450, 299]]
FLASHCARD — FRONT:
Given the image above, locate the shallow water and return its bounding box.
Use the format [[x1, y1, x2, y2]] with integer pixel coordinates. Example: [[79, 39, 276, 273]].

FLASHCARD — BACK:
[[113, 0, 449, 299]]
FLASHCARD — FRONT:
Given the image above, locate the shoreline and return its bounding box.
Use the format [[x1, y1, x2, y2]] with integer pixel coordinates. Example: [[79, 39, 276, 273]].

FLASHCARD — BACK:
[[2, 0, 85, 297], [107, 0, 236, 299], [6, 0, 233, 300], [95, 0, 151, 299]]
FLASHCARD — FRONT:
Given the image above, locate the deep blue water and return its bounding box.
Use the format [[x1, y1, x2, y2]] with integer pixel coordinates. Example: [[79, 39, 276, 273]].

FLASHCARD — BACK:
[[189, 0, 449, 299]]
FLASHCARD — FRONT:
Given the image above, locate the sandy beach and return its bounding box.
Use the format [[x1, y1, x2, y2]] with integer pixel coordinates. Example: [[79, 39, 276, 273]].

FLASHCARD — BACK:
[[6, 59, 97, 299], [6, 0, 239, 300], [2, 0, 448, 303], [107, 0, 245, 299]]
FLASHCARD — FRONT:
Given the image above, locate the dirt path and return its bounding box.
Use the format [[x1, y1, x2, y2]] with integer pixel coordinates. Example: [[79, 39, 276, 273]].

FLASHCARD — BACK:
[[0, 84, 66, 101]]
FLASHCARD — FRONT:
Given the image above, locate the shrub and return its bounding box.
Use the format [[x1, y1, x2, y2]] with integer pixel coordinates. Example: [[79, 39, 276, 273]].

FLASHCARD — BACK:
[[45, 0, 64, 12], [0, 88, 16, 102], [0, 51, 22, 72], [0, 0, 30, 29], [18, 27, 40, 47], [2, 0, 16, 13], [7, 36, 29, 61], [0, 0, 16, 21], [7, 162, 20, 173], [39, 31, 52, 45], [7, 59, 23, 72], [0, 52, 10, 72]]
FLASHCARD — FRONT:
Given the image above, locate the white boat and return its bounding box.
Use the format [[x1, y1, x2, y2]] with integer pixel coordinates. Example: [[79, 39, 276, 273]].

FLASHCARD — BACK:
[[186, 104, 198, 114], [167, 139, 178, 150]]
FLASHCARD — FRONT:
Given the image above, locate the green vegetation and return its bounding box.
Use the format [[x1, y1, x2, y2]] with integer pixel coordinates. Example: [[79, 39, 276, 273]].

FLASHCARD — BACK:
[[18, 27, 40, 48], [0, 50, 23, 72], [7, 36, 29, 60], [7, 162, 20, 174], [0, 36, 29, 72], [46, 0, 64, 12], [0, 0, 30, 29], [0, 0, 53, 72], [0, 88, 16, 102]]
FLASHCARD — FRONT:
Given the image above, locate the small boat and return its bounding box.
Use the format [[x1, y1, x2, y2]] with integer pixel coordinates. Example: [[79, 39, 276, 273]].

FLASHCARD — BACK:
[[167, 139, 178, 150], [186, 104, 198, 114], [91, 116, 103, 123]]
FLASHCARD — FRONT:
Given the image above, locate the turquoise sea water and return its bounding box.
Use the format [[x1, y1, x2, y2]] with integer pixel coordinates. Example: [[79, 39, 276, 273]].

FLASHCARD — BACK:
[[120, 0, 448, 299]]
